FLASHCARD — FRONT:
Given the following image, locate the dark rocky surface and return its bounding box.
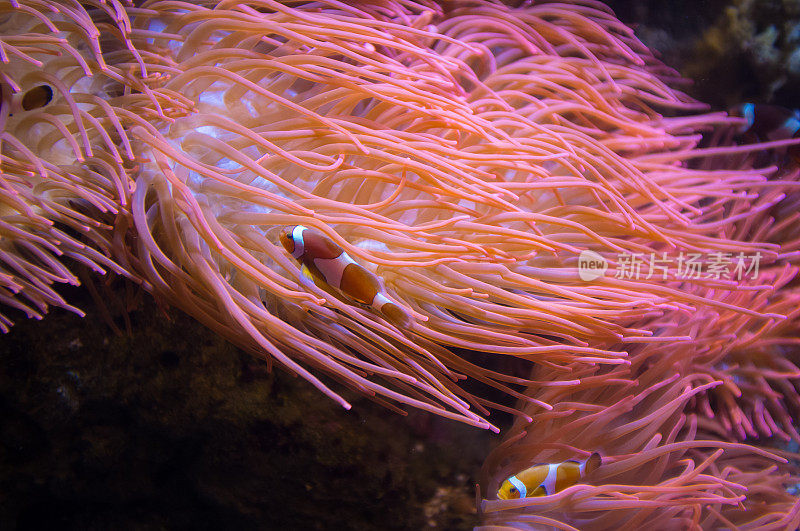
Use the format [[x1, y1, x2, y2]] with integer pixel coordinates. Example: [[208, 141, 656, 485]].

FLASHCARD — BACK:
[[0, 284, 488, 530], [609, 0, 800, 108]]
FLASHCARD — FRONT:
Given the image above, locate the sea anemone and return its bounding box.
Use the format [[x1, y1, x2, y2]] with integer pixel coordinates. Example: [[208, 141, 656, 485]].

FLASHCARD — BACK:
[[471, 2, 800, 525], [2, 0, 799, 526]]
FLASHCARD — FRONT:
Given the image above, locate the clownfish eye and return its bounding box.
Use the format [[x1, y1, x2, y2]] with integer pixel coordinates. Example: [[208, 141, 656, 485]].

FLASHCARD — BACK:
[[509, 487, 517, 493], [21, 85, 53, 111]]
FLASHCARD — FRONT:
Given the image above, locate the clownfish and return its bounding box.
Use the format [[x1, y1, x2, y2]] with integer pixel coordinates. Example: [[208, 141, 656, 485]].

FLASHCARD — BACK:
[[732, 103, 800, 141], [731, 103, 800, 165], [279, 225, 411, 327], [497, 452, 602, 499]]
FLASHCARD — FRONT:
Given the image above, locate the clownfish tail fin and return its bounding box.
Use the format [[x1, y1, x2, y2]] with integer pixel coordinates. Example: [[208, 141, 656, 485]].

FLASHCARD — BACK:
[[380, 301, 412, 328], [585, 452, 602, 474]]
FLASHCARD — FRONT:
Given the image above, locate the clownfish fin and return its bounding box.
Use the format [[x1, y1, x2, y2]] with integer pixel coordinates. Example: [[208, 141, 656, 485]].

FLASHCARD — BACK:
[[299, 264, 315, 283], [371, 291, 412, 327], [585, 452, 602, 474], [380, 301, 412, 328], [300, 264, 331, 292]]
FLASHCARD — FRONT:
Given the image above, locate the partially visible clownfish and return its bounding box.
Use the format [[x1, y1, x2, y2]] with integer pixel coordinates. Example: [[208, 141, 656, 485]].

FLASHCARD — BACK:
[[731, 103, 800, 165], [496, 452, 602, 499], [279, 225, 411, 327]]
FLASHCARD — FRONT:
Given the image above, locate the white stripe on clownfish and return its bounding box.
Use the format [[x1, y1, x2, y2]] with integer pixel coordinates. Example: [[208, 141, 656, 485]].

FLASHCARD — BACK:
[[287, 225, 305, 260], [542, 463, 558, 495], [308, 253, 350, 291], [279, 225, 412, 327], [507, 476, 527, 499]]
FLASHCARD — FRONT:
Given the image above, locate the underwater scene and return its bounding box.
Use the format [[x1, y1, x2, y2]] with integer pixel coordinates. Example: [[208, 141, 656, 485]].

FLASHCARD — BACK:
[[2, 0, 800, 529]]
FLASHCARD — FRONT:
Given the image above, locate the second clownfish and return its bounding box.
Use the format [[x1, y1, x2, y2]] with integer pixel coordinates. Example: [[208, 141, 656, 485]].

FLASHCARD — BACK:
[[733, 103, 800, 141], [497, 452, 602, 499], [731, 103, 800, 165], [279, 225, 411, 327]]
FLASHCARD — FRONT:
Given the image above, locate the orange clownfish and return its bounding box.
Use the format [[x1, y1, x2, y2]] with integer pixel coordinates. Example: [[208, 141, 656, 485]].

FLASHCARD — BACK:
[[279, 225, 411, 327], [497, 452, 602, 499]]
